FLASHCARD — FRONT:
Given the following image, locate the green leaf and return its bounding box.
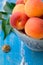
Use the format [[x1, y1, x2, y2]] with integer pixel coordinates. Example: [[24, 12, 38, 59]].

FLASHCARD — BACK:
[[2, 17, 12, 38], [5, 25, 11, 36], [0, 11, 8, 14], [0, 11, 8, 20], [4, 2, 16, 14], [0, 2, 16, 39], [0, 20, 2, 30]]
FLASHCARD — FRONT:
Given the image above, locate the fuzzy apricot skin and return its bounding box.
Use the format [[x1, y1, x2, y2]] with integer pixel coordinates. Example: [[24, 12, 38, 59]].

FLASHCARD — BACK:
[[25, 0, 43, 17], [12, 4, 25, 14], [25, 17, 43, 39], [16, 0, 24, 4], [24, 0, 27, 3], [10, 12, 28, 30]]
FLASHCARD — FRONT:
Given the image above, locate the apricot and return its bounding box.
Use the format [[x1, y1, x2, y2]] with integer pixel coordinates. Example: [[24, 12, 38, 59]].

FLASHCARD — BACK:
[[42, 2, 43, 15], [10, 12, 28, 30], [24, 0, 27, 3], [25, 0, 43, 17], [16, 0, 24, 4], [25, 17, 43, 39], [12, 4, 25, 14]]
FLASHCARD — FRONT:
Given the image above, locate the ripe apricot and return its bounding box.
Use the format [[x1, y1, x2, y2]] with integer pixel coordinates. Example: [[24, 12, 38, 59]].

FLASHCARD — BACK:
[[12, 4, 25, 14], [25, 17, 43, 39], [24, 0, 27, 3], [10, 12, 28, 30], [16, 0, 24, 4], [25, 0, 43, 17]]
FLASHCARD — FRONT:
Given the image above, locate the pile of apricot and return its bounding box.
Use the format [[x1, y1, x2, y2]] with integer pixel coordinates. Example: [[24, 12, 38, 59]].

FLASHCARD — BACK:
[[10, 0, 43, 39]]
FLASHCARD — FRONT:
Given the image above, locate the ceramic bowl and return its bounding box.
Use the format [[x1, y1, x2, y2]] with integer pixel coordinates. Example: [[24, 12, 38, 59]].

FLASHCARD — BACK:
[[14, 29, 43, 51]]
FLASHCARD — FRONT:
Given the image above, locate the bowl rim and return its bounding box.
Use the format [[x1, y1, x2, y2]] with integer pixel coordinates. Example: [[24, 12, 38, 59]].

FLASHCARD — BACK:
[[14, 28, 43, 41]]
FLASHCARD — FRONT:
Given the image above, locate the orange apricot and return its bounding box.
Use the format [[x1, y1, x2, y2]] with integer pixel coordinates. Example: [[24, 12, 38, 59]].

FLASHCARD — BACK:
[[16, 0, 24, 4], [12, 4, 25, 14], [25, 17, 43, 39], [25, 0, 43, 17], [10, 12, 28, 30], [24, 0, 27, 3]]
